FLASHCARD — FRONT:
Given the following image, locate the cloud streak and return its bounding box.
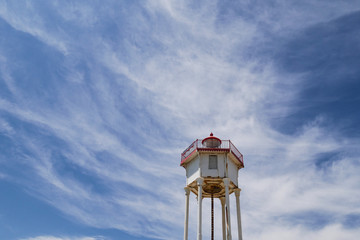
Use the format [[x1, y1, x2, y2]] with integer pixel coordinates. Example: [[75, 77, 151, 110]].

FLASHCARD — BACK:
[[0, 1, 359, 240], [20, 236, 106, 240]]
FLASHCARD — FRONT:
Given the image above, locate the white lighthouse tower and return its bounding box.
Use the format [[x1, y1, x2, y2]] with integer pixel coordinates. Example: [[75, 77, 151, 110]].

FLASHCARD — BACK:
[[181, 133, 244, 240]]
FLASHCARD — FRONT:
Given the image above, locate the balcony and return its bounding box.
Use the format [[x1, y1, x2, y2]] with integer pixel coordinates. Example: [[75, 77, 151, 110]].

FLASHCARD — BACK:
[[180, 139, 244, 167]]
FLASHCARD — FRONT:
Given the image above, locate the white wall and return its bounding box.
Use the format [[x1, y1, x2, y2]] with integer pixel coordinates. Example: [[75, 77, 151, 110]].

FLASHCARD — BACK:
[[186, 152, 239, 186], [186, 156, 200, 185], [227, 156, 238, 186], [200, 153, 226, 178]]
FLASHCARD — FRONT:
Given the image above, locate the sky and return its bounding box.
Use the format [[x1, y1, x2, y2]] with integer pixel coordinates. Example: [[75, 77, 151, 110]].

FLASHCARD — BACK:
[[0, 0, 360, 240]]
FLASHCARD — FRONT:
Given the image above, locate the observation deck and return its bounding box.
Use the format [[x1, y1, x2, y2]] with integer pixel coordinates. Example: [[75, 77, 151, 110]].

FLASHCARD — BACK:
[[180, 138, 244, 168]]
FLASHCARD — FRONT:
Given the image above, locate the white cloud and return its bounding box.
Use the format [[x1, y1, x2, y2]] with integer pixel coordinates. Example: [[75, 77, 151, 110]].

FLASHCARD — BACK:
[[1, 1, 360, 240], [0, 1, 69, 54], [248, 224, 360, 240], [20, 236, 105, 240]]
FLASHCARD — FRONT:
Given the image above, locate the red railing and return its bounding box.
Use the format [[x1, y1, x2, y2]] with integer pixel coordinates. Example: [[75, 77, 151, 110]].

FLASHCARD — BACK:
[[181, 139, 244, 166]]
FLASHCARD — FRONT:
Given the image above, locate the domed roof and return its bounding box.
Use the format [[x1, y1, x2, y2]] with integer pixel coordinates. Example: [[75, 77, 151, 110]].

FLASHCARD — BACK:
[[202, 133, 222, 148]]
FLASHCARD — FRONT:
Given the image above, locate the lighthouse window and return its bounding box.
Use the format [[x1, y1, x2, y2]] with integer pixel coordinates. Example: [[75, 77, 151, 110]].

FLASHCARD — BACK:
[[209, 155, 218, 169]]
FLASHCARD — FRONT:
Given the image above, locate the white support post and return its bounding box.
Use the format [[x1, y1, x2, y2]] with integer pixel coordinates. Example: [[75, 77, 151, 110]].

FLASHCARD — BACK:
[[197, 178, 204, 240], [220, 197, 226, 240], [223, 178, 232, 240], [184, 187, 191, 240], [235, 189, 243, 240]]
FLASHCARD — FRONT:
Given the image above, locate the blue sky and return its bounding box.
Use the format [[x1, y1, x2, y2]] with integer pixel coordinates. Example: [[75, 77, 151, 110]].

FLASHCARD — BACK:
[[0, 1, 360, 240]]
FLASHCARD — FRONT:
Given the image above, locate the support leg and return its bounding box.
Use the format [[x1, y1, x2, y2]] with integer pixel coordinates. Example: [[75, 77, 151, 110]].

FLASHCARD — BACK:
[[184, 187, 191, 240], [235, 189, 243, 240], [220, 197, 226, 240], [223, 178, 232, 240], [197, 178, 204, 240]]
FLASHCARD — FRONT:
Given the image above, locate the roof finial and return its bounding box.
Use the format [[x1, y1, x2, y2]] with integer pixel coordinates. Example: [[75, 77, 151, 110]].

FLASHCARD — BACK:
[[210, 132, 213, 136]]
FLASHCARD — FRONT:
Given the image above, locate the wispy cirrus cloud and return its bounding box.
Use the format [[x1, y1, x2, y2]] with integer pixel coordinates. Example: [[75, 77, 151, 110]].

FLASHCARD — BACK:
[[0, 1, 359, 240], [20, 236, 106, 240]]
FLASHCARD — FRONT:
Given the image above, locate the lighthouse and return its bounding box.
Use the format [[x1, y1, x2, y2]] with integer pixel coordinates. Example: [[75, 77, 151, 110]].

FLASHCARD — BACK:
[[180, 133, 244, 240]]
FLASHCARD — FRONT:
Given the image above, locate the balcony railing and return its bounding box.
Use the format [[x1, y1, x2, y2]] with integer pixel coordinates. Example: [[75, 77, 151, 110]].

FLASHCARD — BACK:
[[181, 139, 244, 166]]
